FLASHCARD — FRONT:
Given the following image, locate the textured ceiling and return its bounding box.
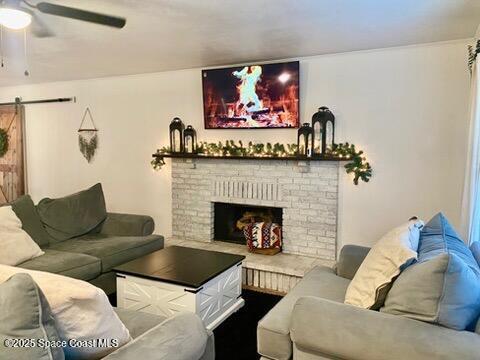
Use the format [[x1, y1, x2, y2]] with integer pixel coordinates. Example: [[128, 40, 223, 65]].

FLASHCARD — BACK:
[[1, 0, 479, 86]]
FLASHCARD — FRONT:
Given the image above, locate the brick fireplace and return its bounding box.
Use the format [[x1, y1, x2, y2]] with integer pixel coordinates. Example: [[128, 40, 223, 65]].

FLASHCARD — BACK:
[[171, 158, 339, 261]]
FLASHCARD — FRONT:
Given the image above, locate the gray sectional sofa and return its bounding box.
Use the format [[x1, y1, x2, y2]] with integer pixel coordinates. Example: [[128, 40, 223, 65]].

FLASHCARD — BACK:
[[1, 185, 215, 359], [258, 245, 480, 360], [109, 309, 214, 360], [10, 185, 164, 294], [19, 211, 163, 295], [0, 273, 214, 360]]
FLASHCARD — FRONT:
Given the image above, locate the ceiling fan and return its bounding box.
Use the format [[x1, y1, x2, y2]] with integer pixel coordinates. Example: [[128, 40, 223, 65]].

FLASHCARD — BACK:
[[0, 0, 126, 36]]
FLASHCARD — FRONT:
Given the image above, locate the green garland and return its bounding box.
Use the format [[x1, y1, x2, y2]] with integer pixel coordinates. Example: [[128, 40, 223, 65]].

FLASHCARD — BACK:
[[152, 140, 372, 184], [151, 156, 166, 171], [329, 143, 372, 185], [197, 140, 298, 157], [0, 129, 9, 158]]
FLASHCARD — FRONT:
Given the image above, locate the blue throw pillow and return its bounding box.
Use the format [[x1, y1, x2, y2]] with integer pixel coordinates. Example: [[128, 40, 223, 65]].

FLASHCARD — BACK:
[[470, 241, 480, 266], [381, 213, 480, 330]]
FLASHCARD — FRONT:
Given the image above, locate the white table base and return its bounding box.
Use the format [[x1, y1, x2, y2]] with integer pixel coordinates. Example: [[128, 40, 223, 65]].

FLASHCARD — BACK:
[[116, 262, 244, 330]]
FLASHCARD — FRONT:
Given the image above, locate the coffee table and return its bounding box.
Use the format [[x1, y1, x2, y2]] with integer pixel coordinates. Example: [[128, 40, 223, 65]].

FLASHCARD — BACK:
[[114, 246, 245, 330]]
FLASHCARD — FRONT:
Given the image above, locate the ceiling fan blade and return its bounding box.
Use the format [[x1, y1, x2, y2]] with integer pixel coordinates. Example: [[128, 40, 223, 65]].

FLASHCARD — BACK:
[[30, 13, 54, 38], [36, 2, 126, 28]]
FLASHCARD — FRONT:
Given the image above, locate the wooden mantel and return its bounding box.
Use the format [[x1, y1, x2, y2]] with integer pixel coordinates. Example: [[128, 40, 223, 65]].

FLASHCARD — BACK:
[[152, 152, 346, 162]]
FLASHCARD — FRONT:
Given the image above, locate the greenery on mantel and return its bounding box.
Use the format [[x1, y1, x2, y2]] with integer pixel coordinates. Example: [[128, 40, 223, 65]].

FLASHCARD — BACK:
[[330, 143, 372, 185], [199, 140, 298, 157], [0, 129, 9, 158], [151, 140, 372, 185]]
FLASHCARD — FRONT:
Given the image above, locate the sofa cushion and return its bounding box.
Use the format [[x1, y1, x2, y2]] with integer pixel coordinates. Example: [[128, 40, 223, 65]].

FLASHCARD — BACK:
[[101, 213, 155, 237], [0, 273, 64, 360], [50, 234, 164, 272], [381, 213, 480, 330], [18, 249, 101, 281], [335, 245, 371, 280], [103, 313, 210, 360], [114, 308, 167, 339], [10, 195, 53, 247], [344, 219, 423, 309], [37, 183, 107, 243], [0, 264, 132, 359], [257, 266, 350, 360]]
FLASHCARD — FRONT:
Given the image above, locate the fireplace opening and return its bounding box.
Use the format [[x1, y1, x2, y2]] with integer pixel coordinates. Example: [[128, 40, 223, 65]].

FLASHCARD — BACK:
[[213, 202, 283, 245]]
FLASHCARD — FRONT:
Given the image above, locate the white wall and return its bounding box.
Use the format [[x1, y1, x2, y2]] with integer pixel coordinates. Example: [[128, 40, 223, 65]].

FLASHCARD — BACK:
[[0, 39, 471, 254]]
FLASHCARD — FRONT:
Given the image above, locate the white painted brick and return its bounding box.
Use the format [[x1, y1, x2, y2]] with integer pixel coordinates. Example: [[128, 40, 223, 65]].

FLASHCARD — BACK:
[[293, 178, 311, 185], [272, 273, 278, 291], [300, 185, 318, 191], [171, 158, 338, 260], [283, 184, 300, 191], [290, 202, 311, 210], [260, 271, 266, 288], [265, 272, 272, 289]]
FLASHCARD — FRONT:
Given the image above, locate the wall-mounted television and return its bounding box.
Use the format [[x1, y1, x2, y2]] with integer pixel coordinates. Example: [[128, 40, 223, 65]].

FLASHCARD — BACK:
[[202, 61, 299, 129]]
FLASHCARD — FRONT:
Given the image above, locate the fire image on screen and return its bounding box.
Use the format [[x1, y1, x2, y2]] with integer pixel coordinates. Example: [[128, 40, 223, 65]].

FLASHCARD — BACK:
[[202, 61, 299, 129]]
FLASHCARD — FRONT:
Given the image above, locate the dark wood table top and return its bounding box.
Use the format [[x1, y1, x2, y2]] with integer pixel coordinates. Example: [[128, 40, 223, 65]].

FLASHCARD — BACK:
[[113, 246, 245, 288]]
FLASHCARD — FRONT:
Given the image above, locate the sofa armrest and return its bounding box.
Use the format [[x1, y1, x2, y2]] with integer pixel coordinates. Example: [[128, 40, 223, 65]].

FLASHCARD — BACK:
[[335, 245, 370, 279], [101, 213, 155, 236], [291, 296, 480, 360], [104, 313, 214, 360]]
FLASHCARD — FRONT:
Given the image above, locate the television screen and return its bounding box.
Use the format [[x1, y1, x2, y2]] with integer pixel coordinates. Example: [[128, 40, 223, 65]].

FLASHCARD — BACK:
[[202, 61, 299, 129]]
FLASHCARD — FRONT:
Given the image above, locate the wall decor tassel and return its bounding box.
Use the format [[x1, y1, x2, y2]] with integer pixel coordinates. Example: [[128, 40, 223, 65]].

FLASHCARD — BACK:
[[23, 29, 29, 76], [78, 107, 98, 163], [1, 25, 4, 69]]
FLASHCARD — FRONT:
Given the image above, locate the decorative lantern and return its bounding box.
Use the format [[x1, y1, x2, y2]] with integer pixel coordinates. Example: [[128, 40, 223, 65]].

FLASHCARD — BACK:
[[311, 106, 335, 154], [183, 125, 197, 153], [169, 117, 185, 153], [297, 123, 314, 156]]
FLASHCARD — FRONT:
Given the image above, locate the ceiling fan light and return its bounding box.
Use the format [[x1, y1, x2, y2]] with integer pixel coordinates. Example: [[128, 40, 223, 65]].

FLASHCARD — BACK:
[[0, 8, 32, 30]]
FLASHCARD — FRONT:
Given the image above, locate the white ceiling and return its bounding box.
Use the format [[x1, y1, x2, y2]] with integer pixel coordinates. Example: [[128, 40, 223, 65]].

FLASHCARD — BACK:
[[1, 0, 480, 86]]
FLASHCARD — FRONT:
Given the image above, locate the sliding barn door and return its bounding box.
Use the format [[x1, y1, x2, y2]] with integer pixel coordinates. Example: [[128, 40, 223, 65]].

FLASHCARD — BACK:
[[0, 105, 26, 204]]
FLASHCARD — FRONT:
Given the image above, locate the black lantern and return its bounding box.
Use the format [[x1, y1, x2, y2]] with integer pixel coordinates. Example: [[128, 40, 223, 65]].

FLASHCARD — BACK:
[[311, 106, 335, 155], [183, 125, 197, 153], [297, 123, 314, 156], [169, 117, 185, 153]]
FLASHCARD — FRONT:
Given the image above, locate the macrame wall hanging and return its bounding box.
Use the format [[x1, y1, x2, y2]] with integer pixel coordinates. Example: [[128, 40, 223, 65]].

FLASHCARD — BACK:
[[78, 107, 98, 163], [468, 39, 480, 74]]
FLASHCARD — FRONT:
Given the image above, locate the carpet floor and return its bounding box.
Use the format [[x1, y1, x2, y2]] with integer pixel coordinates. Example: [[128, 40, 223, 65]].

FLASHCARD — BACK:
[[213, 289, 283, 360]]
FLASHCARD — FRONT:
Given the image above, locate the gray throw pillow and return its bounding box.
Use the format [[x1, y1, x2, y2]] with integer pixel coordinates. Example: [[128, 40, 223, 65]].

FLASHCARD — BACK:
[[0, 273, 64, 359], [381, 213, 480, 330], [10, 195, 53, 248], [37, 183, 107, 242]]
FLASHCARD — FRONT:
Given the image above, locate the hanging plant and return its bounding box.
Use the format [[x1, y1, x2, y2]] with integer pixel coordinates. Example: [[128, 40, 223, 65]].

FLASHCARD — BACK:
[[78, 132, 98, 163], [78, 107, 98, 163], [0, 128, 9, 158]]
